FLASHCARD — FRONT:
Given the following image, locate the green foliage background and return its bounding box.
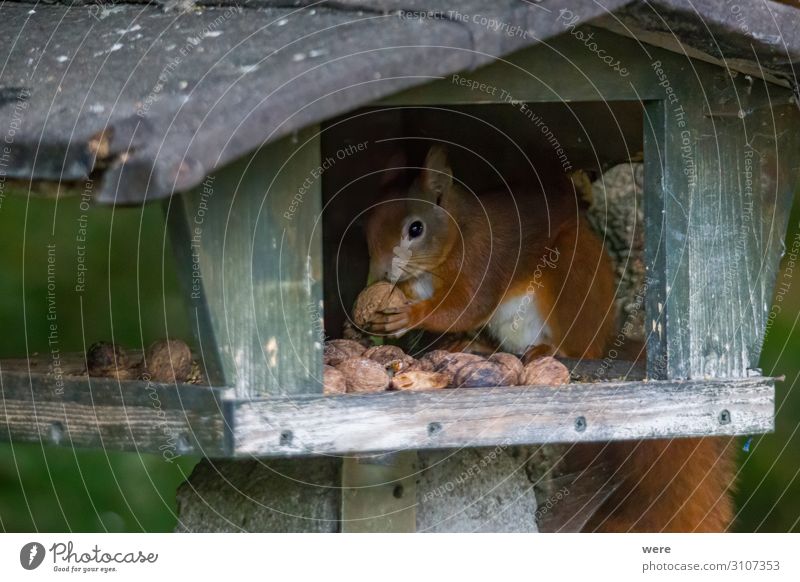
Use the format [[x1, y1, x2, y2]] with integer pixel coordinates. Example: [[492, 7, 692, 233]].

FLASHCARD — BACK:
[[0, 192, 798, 532]]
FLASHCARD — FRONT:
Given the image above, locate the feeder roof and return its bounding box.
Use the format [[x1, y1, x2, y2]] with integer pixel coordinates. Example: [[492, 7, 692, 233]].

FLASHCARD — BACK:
[[1, 0, 798, 204]]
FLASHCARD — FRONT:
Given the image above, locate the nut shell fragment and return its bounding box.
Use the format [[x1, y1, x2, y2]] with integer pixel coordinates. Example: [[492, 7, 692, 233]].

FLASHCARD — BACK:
[[391, 370, 451, 391]]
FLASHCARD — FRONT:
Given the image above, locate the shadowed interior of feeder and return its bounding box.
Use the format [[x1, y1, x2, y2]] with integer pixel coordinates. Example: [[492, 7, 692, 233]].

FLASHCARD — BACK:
[[320, 103, 646, 355]]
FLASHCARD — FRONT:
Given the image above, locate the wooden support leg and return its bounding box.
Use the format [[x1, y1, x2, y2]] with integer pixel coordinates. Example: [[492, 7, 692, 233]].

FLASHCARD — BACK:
[[171, 129, 339, 532]]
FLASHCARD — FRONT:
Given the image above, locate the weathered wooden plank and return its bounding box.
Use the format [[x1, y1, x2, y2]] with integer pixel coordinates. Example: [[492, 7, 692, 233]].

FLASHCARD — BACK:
[[644, 59, 799, 379], [166, 128, 324, 398], [229, 376, 774, 457], [0, 370, 229, 458], [379, 27, 664, 106]]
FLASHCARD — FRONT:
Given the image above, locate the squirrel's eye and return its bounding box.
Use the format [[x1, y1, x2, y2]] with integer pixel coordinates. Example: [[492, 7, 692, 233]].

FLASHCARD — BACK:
[[408, 220, 424, 239]]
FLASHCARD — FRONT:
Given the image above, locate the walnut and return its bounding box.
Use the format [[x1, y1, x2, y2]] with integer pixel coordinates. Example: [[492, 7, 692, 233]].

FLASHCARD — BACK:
[[86, 341, 132, 379], [323, 365, 347, 395], [363, 344, 414, 373], [335, 357, 390, 393], [519, 357, 570, 386], [352, 281, 408, 330], [391, 370, 451, 391], [452, 361, 511, 388], [323, 339, 367, 366], [143, 339, 193, 383], [489, 352, 524, 385], [433, 352, 485, 377], [417, 349, 453, 369]]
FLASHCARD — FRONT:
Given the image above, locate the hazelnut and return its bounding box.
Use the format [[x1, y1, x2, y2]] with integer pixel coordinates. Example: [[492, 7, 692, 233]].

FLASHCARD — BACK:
[[352, 281, 408, 330], [335, 357, 390, 393], [143, 339, 193, 383], [519, 357, 570, 386], [323, 339, 367, 366], [452, 361, 512, 388], [323, 365, 347, 395], [391, 370, 451, 391]]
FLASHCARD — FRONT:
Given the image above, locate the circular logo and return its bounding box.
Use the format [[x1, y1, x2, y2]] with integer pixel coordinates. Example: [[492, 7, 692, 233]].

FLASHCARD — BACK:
[[19, 542, 46, 570]]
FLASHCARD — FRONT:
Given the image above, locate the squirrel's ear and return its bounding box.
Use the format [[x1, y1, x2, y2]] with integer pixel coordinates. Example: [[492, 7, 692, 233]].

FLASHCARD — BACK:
[[380, 150, 408, 188], [421, 145, 452, 205]]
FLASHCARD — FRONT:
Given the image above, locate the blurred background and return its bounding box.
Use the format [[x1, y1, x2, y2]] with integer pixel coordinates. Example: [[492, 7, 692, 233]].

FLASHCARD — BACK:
[[1, 188, 799, 532]]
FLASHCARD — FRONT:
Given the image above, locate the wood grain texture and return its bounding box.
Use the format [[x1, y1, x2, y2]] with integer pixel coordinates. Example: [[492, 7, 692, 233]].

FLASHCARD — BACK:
[[0, 370, 229, 457], [644, 59, 798, 380], [229, 376, 774, 457], [166, 129, 324, 398]]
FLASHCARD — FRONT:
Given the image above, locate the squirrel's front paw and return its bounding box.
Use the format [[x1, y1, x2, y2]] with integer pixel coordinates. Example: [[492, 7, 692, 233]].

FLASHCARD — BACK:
[[367, 304, 412, 336]]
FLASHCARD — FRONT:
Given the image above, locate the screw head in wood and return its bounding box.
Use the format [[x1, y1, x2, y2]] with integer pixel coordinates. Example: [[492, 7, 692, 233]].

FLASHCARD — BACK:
[[719, 410, 731, 425], [574, 416, 587, 432]]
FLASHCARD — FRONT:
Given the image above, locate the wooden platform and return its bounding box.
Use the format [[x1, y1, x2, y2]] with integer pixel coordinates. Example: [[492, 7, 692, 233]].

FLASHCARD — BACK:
[[0, 357, 774, 459]]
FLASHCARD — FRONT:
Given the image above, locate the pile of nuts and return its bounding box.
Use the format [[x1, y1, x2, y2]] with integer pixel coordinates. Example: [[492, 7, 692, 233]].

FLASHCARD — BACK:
[[85, 339, 203, 384], [323, 339, 571, 395]]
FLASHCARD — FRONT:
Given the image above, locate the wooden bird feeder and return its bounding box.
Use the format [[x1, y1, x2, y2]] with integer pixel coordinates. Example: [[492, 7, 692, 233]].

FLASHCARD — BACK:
[[1, 1, 798, 532]]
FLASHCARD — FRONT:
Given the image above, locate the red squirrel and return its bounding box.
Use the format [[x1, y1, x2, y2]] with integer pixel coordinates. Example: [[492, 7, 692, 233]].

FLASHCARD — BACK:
[[364, 145, 735, 532]]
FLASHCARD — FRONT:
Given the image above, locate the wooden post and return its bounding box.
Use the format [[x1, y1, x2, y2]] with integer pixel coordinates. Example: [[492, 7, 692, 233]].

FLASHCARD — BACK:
[[166, 129, 323, 399], [644, 65, 799, 380], [172, 129, 340, 532]]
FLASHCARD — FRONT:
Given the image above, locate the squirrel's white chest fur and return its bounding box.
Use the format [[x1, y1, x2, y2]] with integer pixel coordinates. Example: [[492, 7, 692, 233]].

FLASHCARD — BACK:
[[486, 293, 551, 354]]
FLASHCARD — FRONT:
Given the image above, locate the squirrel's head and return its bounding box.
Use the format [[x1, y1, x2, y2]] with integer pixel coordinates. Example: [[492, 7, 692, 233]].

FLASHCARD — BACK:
[[366, 145, 462, 284]]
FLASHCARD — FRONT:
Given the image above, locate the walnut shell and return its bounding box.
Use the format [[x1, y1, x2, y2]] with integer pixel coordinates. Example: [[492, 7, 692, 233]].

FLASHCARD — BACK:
[[418, 349, 454, 369], [143, 339, 193, 383], [86, 341, 129, 378], [391, 370, 451, 391], [323, 365, 347, 395], [452, 361, 511, 388], [489, 352, 524, 385], [434, 352, 485, 377], [352, 281, 408, 330], [335, 357, 390, 393], [364, 344, 414, 373], [405, 358, 436, 372], [323, 339, 367, 366], [519, 357, 570, 386]]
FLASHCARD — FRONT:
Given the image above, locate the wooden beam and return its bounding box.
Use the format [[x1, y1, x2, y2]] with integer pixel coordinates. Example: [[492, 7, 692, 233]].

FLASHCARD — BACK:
[[229, 376, 774, 457], [0, 370, 230, 458]]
